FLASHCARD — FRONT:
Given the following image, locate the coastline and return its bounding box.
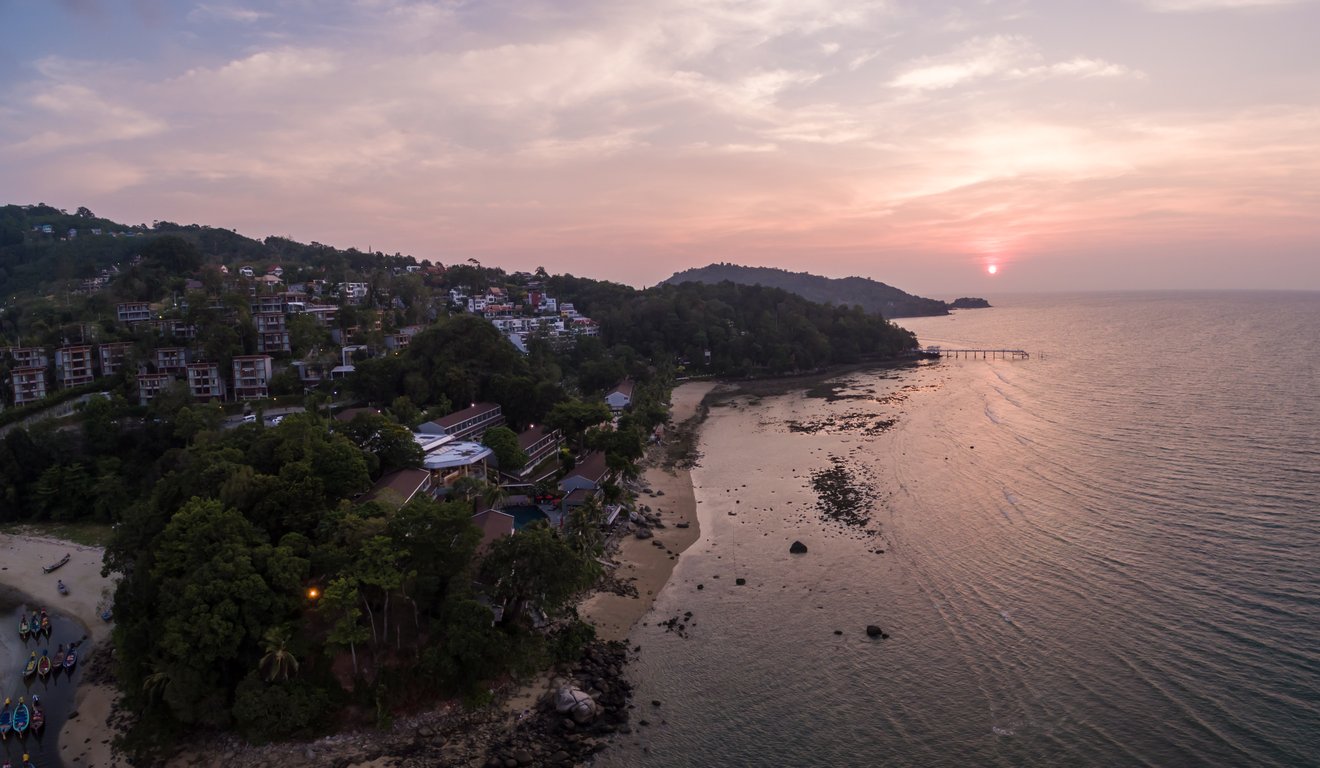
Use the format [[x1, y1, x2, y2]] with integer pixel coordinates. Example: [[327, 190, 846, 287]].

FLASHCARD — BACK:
[[0, 533, 123, 768], [578, 380, 717, 641]]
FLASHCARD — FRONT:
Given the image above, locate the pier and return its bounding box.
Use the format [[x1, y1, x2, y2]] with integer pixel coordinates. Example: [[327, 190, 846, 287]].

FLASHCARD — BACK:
[[923, 346, 1029, 360]]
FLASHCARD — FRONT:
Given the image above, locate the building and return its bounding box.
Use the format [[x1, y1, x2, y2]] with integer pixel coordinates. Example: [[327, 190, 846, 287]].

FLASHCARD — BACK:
[[251, 295, 284, 315], [559, 451, 610, 495], [137, 372, 174, 406], [55, 345, 95, 388], [156, 347, 187, 374], [187, 362, 226, 401], [117, 302, 153, 324], [9, 347, 49, 370], [517, 425, 563, 472], [98, 342, 134, 376], [384, 325, 423, 351], [605, 379, 634, 412], [255, 313, 291, 354], [471, 509, 516, 550], [292, 360, 331, 387], [11, 367, 48, 406], [231, 355, 273, 400], [415, 433, 494, 492], [417, 402, 505, 441], [361, 468, 433, 509]]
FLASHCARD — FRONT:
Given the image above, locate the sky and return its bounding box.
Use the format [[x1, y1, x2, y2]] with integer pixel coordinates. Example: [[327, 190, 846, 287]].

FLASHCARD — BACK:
[[1, 0, 1318, 294]]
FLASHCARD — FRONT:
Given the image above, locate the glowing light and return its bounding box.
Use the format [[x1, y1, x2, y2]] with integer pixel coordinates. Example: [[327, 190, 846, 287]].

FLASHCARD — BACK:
[[307, 588, 320, 600], [987, 264, 998, 275]]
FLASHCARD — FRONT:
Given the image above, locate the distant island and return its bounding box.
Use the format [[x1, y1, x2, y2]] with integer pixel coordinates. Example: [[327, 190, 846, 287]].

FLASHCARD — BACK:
[[663, 263, 990, 318]]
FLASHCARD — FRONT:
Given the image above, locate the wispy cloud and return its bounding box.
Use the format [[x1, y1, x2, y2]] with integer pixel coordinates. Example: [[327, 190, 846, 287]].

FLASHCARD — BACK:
[[1139, 0, 1311, 11], [187, 4, 273, 24], [890, 35, 1139, 91]]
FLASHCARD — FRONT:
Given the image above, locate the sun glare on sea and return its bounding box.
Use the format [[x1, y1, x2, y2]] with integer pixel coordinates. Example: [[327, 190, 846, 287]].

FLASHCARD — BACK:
[[987, 264, 998, 275]]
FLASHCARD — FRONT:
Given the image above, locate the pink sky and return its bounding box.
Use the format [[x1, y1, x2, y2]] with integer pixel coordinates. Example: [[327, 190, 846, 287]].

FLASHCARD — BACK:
[[2, 0, 1318, 294]]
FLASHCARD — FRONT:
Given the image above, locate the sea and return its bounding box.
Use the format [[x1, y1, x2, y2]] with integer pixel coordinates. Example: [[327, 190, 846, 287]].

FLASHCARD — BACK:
[[597, 291, 1320, 768]]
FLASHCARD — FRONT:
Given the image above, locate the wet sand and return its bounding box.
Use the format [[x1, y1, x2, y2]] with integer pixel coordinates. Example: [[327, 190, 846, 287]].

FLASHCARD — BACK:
[[579, 381, 717, 642], [0, 534, 122, 768]]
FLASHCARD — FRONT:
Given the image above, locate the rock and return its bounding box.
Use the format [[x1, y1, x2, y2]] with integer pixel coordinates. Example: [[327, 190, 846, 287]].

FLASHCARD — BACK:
[[656, 490, 665, 496], [866, 625, 883, 637], [550, 751, 570, 763], [651, 700, 662, 707], [676, 522, 690, 528], [512, 748, 534, 765], [735, 578, 746, 586], [697, 583, 704, 590], [417, 726, 435, 738], [789, 540, 808, 554], [833, 630, 843, 635], [635, 528, 654, 539]]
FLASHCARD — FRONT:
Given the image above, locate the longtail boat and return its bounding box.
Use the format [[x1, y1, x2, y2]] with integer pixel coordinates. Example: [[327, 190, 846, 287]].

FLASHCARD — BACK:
[[18, 616, 29, 641], [0, 697, 11, 739], [41, 552, 70, 573], [38, 611, 50, 637], [11, 698, 27, 735], [37, 650, 51, 679], [63, 646, 78, 671], [22, 652, 37, 678], [29, 704, 43, 734]]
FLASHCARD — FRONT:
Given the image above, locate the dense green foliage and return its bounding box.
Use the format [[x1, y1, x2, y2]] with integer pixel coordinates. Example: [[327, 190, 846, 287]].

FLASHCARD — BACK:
[[549, 275, 919, 375], [663, 262, 957, 318]]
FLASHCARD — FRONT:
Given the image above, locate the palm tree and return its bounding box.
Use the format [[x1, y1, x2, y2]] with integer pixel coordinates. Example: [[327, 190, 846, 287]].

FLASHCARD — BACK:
[[142, 669, 171, 703], [259, 627, 300, 682]]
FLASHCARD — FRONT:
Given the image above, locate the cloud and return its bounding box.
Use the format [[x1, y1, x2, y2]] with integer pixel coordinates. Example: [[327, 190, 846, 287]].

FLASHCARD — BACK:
[[890, 35, 1139, 91], [187, 4, 272, 23], [1139, 0, 1311, 10]]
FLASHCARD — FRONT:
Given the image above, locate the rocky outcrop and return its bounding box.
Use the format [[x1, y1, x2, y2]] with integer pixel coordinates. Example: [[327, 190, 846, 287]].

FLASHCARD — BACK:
[[789, 540, 808, 554]]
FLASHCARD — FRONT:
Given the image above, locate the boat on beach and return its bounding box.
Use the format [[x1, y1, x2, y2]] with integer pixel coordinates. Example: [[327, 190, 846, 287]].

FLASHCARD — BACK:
[[22, 652, 37, 678], [37, 650, 51, 679], [11, 698, 27, 735], [63, 646, 77, 671], [41, 553, 70, 574], [56, 580, 68, 597], [0, 697, 11, 739], [38, 610, 50, 638], [29, 704, 43, 734], [18, 616, 28, 641]]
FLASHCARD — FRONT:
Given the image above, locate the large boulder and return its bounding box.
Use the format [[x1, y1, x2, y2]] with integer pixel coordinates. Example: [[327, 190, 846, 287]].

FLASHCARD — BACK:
[[789, 540, 808, 554], [555, 685, 600, 725], [866, 625, 883, 638]]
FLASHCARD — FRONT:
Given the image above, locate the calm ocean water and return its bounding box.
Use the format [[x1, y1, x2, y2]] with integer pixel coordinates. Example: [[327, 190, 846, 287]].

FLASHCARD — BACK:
[[599, 292, 1320, 767]]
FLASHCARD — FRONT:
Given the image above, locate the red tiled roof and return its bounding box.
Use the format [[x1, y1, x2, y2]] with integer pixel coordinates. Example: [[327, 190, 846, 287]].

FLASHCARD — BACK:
[[363, 468, 430, 507]]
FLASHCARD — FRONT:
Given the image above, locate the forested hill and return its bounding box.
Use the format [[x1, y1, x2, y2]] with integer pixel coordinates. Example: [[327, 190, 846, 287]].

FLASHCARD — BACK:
[[547, 274, 918, 375], [663, 263, 978, 318]]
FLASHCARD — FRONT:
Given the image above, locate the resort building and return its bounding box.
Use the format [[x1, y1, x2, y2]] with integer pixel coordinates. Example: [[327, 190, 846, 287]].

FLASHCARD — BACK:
[[515, 425, 563, 475], [414, 433, 494, 492], [362, 468, 433, 509], [255, 312, 291, 354], [116, 302, 153, 324], [231, 355, 273, 400], [186, 362, 226, 401], [9, 347, 48, 370], [605, 379, 634, 412], [11, 367, 48, 406], [471, 509, 516, 550], [98, 342, 134, 376], [155, 347, 187, 374], [136, 373, 174, 406], [55, 345, 96, 388], [417, 402, 505, 441]]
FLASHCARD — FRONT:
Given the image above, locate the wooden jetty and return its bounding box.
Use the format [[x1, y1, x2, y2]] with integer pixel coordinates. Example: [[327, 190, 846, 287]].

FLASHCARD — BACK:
[[923, 346, 1029, 360]]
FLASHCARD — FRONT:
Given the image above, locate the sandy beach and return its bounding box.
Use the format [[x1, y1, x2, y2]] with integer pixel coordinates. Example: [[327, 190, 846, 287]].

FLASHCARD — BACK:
[[579, 380, 717, 642], [0, 532, 123, 768]]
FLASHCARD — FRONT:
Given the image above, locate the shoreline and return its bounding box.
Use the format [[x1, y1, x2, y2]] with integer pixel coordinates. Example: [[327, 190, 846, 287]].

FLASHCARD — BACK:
[[0, 533, 122, 768], [578, 380, 718, 642]]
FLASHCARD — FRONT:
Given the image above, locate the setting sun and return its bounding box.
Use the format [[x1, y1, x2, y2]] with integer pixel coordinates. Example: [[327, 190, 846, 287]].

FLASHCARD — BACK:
[[987, 264, 999, 275]]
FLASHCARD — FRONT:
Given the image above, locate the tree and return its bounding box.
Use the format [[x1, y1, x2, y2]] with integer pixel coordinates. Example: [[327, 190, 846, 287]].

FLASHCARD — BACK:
[[481, 426, 527, 471], [320, 576, 369, 679], [259, 626, 300, 682], [545, 400, 612, 453], [479, 522, 596, 627]]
